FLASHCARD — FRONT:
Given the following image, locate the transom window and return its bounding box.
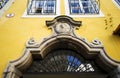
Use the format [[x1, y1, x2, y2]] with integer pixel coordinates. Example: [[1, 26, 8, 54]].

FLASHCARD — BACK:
[[27, 0, 56, 15], [68, 0, 100, 14], [0, 0, 9, 9], [25, 50, 104, 73], [23, 50, 107, 78]]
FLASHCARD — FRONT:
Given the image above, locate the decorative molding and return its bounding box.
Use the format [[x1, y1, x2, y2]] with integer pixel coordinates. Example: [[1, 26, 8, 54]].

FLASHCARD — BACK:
[[90, 38, 103, 48], [46, 15, 82, 36], [3, 15, 120, 78]]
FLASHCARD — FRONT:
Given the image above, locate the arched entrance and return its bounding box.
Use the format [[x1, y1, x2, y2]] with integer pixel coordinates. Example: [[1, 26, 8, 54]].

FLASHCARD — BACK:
[[24, 49, 108, 78], [3, 15, 120, 78]]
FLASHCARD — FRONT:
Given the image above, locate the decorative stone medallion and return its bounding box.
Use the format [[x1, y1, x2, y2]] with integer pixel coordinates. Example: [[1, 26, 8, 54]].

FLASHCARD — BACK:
[[55, 22, 71, 34], [46, 15, 82, 36]]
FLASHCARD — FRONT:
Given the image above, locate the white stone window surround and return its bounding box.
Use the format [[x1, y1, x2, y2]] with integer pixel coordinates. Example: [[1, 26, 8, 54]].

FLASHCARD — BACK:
[[22, 0, 60, 18], [64, 0, 104, 18], [0, 0, 14, 18]]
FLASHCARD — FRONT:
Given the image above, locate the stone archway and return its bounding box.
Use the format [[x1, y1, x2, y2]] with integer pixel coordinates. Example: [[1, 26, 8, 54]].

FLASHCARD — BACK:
[[3, 15, 120, 78]]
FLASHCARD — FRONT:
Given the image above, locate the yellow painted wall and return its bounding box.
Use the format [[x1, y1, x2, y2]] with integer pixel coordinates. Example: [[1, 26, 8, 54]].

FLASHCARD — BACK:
[[0, 0, 120, 77]]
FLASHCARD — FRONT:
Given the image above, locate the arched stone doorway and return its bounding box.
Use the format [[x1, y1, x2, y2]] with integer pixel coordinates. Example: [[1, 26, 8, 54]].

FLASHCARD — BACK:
[[3, 15, 120, 78]]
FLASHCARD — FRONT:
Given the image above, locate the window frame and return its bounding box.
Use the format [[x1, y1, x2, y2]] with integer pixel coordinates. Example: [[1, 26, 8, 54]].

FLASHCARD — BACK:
[[112, 0, 120, 9], [65, 0, 104, 17], [22, 0, 60, 18], [0, 0, 9, 9], [0, 0, 14, 18]]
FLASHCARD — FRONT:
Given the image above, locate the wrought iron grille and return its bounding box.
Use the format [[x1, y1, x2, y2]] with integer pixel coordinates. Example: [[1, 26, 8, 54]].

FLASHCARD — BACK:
[[26, 50, 102, 73], [0, 0, 9, 9], [27, 0, 56, 15], [68, 0, 100, 14]]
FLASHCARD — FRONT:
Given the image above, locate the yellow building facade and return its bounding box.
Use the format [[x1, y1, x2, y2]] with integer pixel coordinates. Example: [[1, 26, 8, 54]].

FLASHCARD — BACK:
[[0, 0, 120, 78]]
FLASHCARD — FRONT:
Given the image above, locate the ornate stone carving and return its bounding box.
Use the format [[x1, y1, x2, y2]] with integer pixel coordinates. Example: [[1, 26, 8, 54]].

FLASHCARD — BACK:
[[90, 39, 103, 47], [46, 15, 82, 36], [27, 38, 36, 45], [3, 16, 120, 78], [26, 50, 97, 73]]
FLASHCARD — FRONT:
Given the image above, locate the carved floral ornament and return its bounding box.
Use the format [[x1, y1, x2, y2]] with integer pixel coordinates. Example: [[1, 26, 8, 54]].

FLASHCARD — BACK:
[[3, 15, 120, 78]]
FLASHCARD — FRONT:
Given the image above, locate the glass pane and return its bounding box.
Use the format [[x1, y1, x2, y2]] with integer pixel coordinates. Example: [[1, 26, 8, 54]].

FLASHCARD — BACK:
[[82, 1, 89, 13], [69, 0, 99, 14], [115, 0, 120, 6], [36, 1, 44, 8], [44, 0, 55, 14], [27, 0, 56, 15], [35, 1, 44, 13], [43, 7, 54, 13], [71, 8, 79, 13], [70, 0, 81, 14], [46, 1, 55, 7]]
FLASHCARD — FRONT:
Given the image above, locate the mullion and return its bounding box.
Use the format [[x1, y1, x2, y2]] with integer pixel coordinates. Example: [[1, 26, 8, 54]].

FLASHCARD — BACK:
[[69, 0, 72, 14], [45, 54, 56, 72], [47, 0, 49, 14], [55, 0, 56, 14], [35, 0, 37, 15], [73, 0, 75, 14], [30, 0, 34, 14]]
